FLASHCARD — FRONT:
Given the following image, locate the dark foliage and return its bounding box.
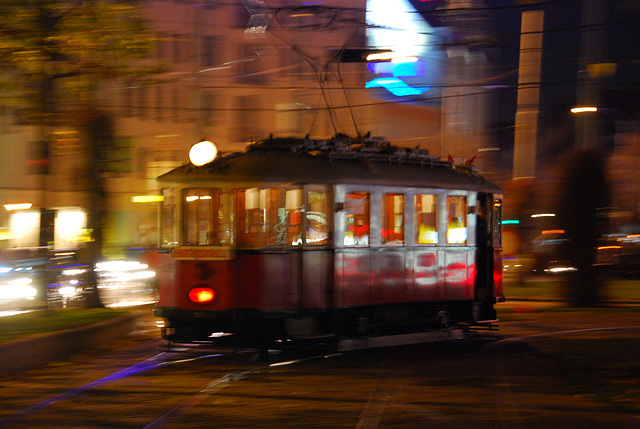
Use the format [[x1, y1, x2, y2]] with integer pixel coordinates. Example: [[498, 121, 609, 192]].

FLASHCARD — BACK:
[[557, 150, 610, 306]]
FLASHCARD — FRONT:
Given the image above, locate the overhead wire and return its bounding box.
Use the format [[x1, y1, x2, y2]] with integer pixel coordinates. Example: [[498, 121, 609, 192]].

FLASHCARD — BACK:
[[73, 0, 640, 138]]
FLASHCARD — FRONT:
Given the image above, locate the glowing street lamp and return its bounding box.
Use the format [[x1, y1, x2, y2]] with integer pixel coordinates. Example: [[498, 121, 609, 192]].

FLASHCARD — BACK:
[[571, 106, 638, 150], [4, 203, 32, 211], [570, 106, 598, 113]]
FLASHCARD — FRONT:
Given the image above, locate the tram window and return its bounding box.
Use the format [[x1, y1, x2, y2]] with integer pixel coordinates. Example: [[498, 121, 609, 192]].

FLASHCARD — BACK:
[[241, 188, 278, 247], [493, 199, 502, 247], [306, 189, 329, 245], [415, 194, 437, 244], [447, 196, 467, 244], [184, 189, 219, 245], [286, 189, 303, 246], [344, 192, 370, 247], [238, 187, 303, 247], [218, 192, 234, 245], [382, 193, 405, 245], [161, 188, 178, 247]]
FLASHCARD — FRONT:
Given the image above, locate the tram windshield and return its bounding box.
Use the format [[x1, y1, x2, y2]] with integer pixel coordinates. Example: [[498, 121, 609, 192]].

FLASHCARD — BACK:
[[161, 188, 178, 247], [184, 189, 234, 246]]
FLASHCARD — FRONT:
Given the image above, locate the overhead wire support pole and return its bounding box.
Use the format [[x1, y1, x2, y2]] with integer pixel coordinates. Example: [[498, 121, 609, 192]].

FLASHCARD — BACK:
[[513, 10, 543, 181]]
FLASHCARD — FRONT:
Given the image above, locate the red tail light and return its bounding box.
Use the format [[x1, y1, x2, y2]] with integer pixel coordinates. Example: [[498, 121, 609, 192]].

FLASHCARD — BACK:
[[189, 287, 215, 304]]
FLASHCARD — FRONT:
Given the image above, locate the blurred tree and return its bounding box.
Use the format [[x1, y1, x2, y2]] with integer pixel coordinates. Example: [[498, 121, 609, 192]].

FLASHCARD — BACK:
[[557, 150, 610, 307], [0, 0, 160, 307]]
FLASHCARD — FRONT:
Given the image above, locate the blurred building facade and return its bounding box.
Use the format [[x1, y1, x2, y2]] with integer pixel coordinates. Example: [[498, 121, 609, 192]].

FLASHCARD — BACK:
[[0, 0, 494, 258]]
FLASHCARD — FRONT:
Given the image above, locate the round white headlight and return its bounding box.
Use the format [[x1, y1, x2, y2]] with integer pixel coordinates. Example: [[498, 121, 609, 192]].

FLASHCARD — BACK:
[[189, 140, 218, 166]]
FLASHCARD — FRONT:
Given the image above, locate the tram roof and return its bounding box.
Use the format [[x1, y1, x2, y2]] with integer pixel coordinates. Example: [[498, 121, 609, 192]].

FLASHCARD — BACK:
[[158, 135, 502, 193]]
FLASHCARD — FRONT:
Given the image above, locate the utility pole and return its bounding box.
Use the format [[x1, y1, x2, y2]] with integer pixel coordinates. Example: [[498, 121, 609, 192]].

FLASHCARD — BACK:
[[513, 10, 544, 180], [575, 0, 609, 151]]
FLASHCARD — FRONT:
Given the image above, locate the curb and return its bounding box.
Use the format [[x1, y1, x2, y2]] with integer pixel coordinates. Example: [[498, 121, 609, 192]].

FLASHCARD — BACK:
[[0, 312, 141, 374]]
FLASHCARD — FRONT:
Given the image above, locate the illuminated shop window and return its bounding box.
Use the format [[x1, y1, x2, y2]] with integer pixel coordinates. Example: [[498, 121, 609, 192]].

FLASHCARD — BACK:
[[54, 209, 86, 250], [447, 196, 467, 244], [238, 187, 303, 248], [161, 188, 178, 247], [306, 189, 330, 245], [382, 193, 405, 245], [344, 192, 370, 247], [415, 194, 437, 244]]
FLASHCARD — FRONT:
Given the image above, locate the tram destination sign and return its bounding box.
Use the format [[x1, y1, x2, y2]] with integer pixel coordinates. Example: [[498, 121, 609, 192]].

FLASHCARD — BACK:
[[171, 247, 234, 260]]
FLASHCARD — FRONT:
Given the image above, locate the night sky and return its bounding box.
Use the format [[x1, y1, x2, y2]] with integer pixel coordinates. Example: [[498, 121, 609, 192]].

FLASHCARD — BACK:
[[409, 0, 640, 125]]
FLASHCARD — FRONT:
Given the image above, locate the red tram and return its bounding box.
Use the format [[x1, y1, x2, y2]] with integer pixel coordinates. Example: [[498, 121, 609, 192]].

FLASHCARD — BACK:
[[152, 135, 504, 350]]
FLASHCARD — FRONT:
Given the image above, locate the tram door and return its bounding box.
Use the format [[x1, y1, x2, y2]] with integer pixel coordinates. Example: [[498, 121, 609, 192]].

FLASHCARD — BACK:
[[300, 187, 333, 310], [475, 193, 494, 301], [475, 193, 500, 310]]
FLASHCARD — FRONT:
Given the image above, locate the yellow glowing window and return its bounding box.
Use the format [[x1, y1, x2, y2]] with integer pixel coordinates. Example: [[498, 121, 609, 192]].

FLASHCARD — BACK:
[[415, 194, 437, 244], [447, 196, 467, 244], [382, 193, 405, 245]]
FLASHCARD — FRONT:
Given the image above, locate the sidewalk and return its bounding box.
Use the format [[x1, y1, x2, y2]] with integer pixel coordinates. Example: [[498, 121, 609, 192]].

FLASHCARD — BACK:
[[0, 311, 142, 374]]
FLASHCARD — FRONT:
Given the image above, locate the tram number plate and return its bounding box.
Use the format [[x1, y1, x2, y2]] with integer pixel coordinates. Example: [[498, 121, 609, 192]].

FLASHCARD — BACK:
[[171, 247, 234, 260]]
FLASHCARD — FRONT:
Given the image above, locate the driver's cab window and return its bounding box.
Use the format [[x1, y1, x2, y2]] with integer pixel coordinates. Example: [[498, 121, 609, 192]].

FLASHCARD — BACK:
[[184, 189, 219, 245]]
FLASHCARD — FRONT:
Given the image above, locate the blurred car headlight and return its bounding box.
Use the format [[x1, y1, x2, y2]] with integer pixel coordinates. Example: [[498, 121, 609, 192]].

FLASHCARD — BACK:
[[58, 286, 77, 298], [0, 280, 37, 300]]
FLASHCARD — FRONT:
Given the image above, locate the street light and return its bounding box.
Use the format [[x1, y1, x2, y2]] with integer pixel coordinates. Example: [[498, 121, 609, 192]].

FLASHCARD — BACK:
[[571, 106, 638, 150], [4, 203, 32, 211], [570, 106, 598, 113]]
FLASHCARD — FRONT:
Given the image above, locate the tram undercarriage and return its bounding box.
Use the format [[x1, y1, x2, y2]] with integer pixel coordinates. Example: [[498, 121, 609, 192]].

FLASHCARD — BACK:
[[155, 299, 497, 351]]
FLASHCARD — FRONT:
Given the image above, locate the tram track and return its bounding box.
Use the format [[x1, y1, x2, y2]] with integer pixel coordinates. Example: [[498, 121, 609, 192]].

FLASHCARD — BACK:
[[0, 342, 343, 428], [354, 325, 640, 429], [0, 334, 507, 428], [2, 319, 638, 428]]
